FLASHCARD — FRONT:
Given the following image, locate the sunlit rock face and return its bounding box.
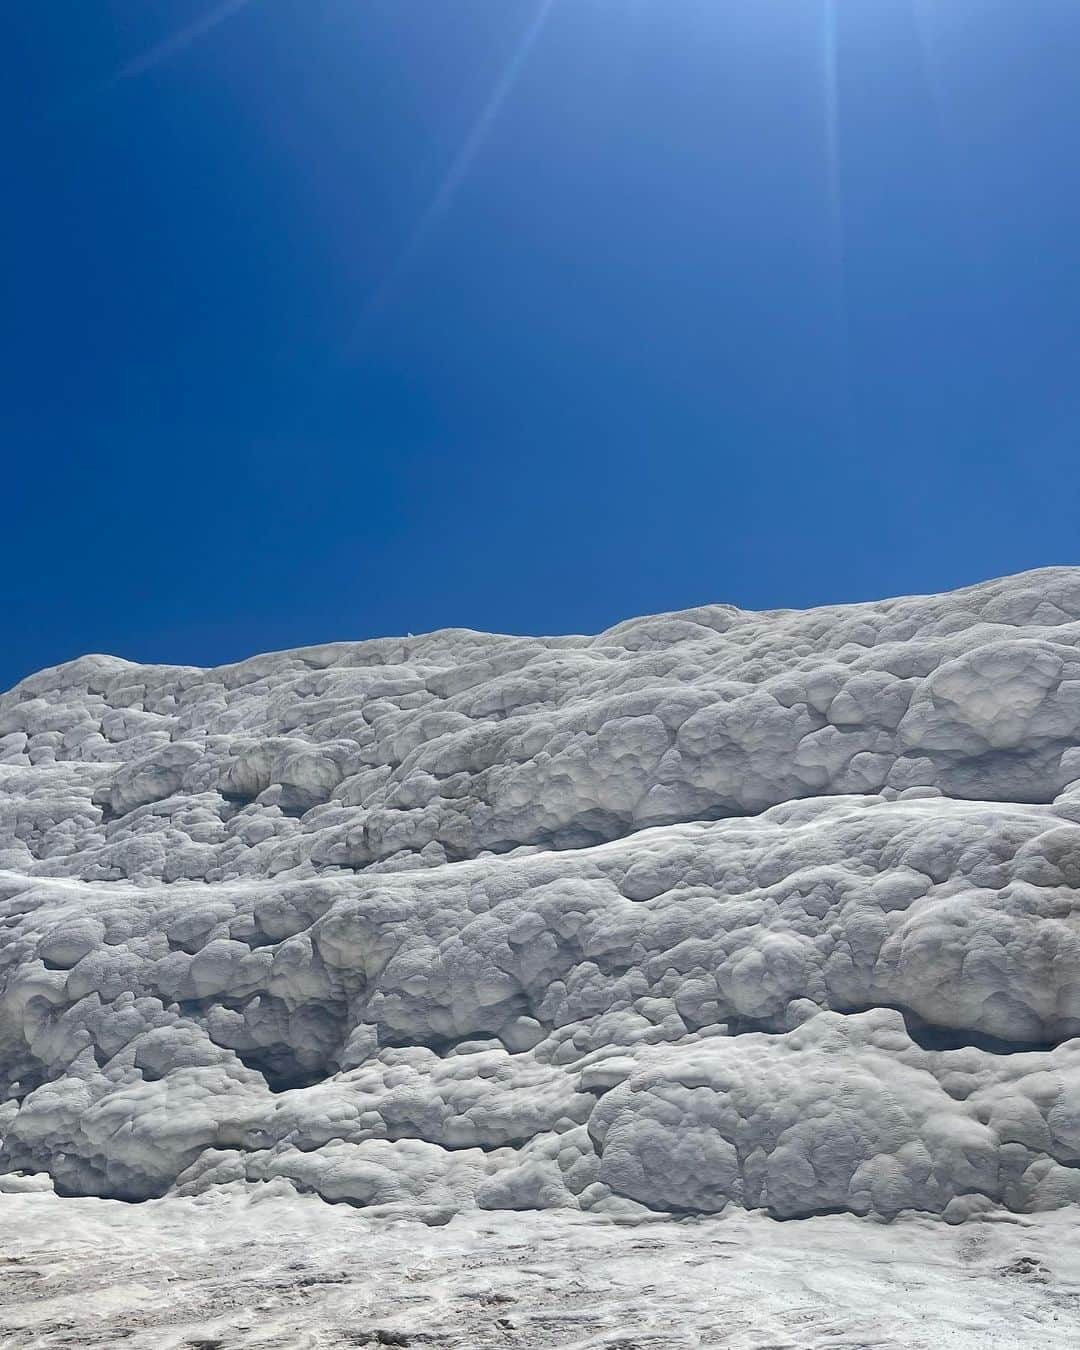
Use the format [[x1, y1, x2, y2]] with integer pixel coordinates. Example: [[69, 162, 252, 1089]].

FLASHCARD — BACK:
[[4, 566, 1080, 1219]]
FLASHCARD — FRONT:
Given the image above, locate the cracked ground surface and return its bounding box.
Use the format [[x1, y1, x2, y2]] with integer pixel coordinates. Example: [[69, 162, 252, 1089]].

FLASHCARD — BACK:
[[2, 1188, 1080, 1349]]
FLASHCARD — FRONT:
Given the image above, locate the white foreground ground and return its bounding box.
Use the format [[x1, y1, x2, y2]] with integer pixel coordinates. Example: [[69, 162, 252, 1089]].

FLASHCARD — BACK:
[[2, 1188, 1079, 1349]]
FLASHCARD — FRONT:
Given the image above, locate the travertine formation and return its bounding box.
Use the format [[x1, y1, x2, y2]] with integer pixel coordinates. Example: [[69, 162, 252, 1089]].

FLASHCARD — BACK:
[[4, 568, 1080, 1220]]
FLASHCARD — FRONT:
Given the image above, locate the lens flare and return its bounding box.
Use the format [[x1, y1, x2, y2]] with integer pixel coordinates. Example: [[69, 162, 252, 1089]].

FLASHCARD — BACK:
[[113, 0, 258, 84], [356, 0, 558, 333], [822, 0, 841, 234], [820, 0, 853, 425]]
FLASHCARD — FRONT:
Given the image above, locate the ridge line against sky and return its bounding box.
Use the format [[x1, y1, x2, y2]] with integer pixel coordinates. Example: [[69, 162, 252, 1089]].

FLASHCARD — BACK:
[[4, 1, 1079, 691]]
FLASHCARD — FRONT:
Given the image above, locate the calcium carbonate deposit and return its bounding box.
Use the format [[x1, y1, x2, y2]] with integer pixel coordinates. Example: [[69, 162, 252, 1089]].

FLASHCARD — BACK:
[[5, 567, 1080, 1228]]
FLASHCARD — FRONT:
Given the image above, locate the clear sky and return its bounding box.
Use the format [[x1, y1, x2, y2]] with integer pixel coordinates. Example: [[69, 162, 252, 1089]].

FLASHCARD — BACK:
[[5, 1, 1080, 690]]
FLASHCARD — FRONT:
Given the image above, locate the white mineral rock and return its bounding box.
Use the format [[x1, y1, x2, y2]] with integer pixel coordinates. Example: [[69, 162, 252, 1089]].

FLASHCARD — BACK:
[[4, 568, 1080, 1220]]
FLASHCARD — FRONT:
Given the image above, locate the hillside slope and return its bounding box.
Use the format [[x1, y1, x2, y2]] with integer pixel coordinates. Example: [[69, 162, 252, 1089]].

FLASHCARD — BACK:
[[4, 568, 1080, 1219]]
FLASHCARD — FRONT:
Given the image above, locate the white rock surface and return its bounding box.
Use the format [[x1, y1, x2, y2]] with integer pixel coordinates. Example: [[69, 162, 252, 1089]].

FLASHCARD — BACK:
[[4, 567, 1080, 1220], [3, 1189, 1079, 1348]]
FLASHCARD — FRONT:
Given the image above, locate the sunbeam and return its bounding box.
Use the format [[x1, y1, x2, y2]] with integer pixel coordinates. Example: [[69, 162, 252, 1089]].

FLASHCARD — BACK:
[[355, 0, 558, 334], [822, 0, 841, 232], [820, 0, 853, 429], [909, 0, 948, 140], [112, 0, 258, 84], [41, 0, 261, 124]]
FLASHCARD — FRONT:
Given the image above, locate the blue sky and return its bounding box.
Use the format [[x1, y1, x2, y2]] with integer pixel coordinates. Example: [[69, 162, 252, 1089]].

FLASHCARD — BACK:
[[4, 1, 1080, 689]]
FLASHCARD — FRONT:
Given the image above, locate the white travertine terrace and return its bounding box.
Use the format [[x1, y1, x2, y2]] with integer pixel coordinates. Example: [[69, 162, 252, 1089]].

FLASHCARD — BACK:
[[4, 567, 1080, 1219]]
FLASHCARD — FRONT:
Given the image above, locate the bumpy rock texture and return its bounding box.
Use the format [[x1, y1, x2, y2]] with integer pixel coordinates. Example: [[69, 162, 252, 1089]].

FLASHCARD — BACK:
[[5, 567, 1080, 1221]]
